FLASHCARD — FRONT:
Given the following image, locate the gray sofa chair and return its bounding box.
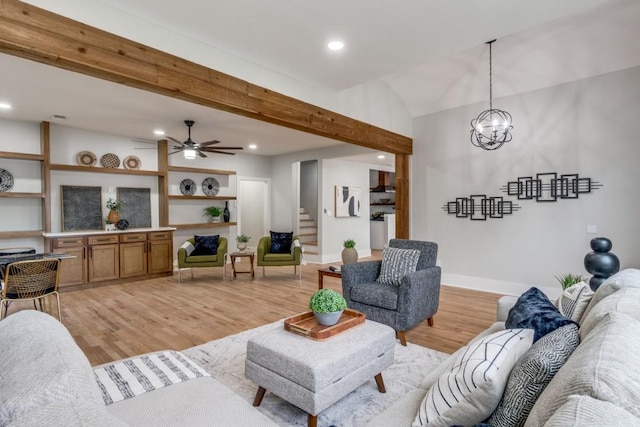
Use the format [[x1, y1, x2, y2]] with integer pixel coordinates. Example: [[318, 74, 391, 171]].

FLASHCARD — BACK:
[[341, 239, 441, 346]]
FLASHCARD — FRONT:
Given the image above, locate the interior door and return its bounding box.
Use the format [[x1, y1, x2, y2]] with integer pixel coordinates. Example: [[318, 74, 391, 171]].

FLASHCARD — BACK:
[[238, 178, 270, 249]]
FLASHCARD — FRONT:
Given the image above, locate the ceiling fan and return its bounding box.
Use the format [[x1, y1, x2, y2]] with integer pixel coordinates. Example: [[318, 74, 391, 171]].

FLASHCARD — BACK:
[[135, 120, 243, 158], [166, 120, 243, 158]]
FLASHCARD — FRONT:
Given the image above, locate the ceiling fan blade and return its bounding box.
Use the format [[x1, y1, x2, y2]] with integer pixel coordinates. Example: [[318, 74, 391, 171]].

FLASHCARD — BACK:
[[201, 146, 244, 152], [168, 149, 184, 155], [199, 140, 221, 147], [131, 138, 158, 144], [198, 150, 207, 158], [167, 136, 184, 145], [200, 149, 237, 156]]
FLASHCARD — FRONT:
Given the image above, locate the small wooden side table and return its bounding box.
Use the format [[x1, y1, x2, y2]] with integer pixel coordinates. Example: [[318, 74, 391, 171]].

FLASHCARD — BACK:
[[317, 267, 342, 290], [230, 251, 255, 280]]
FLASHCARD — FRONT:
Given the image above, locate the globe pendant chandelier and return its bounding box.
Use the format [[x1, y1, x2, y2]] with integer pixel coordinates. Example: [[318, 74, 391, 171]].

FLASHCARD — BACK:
[[470, 39, 513, 150]]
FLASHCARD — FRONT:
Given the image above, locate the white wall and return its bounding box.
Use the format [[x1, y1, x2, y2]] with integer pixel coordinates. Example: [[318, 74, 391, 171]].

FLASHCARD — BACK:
[[412, 66, 640, 298], [318, 159, 373, 263], [300, 160, 318, 221], [0, 119, 45, 251]]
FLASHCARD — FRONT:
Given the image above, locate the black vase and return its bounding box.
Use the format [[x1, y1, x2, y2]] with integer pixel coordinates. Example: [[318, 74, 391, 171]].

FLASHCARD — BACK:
[[223, 202, 230, 223], [584, 237, 620, 291]]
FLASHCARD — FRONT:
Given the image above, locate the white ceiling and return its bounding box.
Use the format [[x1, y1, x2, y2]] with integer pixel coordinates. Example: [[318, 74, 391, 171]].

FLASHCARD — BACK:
[[1, 0, 638, 161]]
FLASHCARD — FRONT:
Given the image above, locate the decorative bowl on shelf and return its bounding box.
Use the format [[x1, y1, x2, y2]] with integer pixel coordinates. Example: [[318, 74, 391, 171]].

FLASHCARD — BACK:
[[378, 198, 391, 204]]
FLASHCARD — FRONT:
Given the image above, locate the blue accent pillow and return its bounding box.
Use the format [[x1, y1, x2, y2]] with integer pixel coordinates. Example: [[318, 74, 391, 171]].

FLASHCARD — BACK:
[[192, 234, 219, 256], [270, 231, 293, 254], [506, 287, 577, 342]]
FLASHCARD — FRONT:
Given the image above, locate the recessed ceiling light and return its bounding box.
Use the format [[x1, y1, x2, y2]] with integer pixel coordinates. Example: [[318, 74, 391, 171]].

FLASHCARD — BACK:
[[51, 114, 67, 121], [153, 129, 165, 136], [0, 103, 12, 110], [377, 155, 386, 159], [248, 144, 257, 150], [328, 41, 344, 51]]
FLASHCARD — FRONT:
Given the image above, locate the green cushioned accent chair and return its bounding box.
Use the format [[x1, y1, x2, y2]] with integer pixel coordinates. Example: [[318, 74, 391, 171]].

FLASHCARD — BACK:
[[256, 235, 302, 279], [177, 237, 228, 282]]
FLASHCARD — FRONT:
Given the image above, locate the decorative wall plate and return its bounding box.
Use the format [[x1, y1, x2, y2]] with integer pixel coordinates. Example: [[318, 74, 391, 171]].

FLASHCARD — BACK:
[[180, 179, 196, 196], [0, 168, 14, 192], [202, 177, 220, 196], [123, 155, 141, 170], [100, 153, 120, 168], [76, 151, 97, 167]]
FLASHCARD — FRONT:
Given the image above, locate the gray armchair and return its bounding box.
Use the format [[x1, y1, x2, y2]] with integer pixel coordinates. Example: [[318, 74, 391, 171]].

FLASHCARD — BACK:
[[341, 239, 441, 346]]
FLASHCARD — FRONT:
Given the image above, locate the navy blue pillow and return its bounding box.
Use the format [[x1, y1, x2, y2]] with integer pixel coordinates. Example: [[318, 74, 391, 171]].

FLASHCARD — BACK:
[[270, 231, 293, 254], [506, 287, 577, 342], [192, 234, 219, 256]]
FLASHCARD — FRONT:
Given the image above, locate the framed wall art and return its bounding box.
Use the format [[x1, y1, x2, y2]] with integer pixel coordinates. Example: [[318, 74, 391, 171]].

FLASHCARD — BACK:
[[61, 185, 102, 231], [335, 186, 361, 217], [117, 187, 151, 228]]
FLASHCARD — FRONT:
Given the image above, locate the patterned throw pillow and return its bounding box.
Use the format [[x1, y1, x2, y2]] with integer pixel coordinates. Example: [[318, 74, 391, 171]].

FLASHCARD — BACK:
[[506, 287, 577, 342], [376, 247, 421, 286], [487, 324, 580, 427], [191, 234, 219, 256], [412, 329, 534, 427], [556, 281, 594, 323], [269, 231, 293, 254]]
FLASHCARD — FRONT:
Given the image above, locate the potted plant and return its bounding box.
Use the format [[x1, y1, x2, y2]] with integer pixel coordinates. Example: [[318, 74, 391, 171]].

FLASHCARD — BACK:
[[106, 198, 123, 224], [105, 220, 116, 231], [236, 234, 251, 251], [554, 273, 585, 290], [203, 206, 223, 223], [309, 289, 347, 326], [341, 239, 358, 265]]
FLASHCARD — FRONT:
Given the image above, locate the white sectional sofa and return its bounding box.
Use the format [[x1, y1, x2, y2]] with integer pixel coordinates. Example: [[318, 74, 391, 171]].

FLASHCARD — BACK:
[[368, 268, 640, 426], [0, 310, 277, 426]]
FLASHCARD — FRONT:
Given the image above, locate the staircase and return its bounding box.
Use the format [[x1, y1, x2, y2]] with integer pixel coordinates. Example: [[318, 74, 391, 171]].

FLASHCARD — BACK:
[[298, 208, 318, 255]]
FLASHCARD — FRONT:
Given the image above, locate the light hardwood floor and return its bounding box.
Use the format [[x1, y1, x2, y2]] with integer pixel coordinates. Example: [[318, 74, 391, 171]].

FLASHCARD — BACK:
[[15, 255, 503, 366]]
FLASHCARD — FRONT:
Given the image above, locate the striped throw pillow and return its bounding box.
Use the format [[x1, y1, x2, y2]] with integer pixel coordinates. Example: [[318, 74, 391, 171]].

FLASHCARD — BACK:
[[413, 329, 534, 427], [376, 246, 421, 286]]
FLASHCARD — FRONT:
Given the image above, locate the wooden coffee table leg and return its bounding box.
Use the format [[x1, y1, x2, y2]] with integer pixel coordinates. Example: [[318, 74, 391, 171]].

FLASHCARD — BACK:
[[252, 386, 266, 406], [374, 373, 386, 393], [308, 414, 317, 427]]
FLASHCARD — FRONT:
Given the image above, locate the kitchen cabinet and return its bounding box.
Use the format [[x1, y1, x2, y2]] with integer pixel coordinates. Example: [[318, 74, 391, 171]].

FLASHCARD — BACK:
[[45, 228, 174, 288]]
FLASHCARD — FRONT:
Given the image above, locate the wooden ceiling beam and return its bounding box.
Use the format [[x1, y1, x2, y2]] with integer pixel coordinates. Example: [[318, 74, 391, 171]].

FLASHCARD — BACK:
[[0, 0, 412, 154]]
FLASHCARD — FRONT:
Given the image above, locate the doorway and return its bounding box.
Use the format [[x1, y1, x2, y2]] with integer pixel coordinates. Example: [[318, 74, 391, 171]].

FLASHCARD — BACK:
[[238, 177, 270, 248]]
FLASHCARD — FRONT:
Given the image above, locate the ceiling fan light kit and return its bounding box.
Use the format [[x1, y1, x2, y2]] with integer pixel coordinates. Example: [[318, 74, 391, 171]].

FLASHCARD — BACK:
[[470, 39, 514, 151]]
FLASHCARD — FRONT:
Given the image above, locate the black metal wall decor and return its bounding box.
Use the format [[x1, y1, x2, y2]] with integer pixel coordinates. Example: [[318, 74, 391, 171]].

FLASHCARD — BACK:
[[442, 195, 521, 221], [500, 172, 602, 202]]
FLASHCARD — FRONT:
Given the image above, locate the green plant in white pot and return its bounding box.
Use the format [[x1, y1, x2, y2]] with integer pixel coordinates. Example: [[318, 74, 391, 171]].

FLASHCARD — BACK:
[[203, 206, 223, 223], [309, 289, 347, 326], [341, 239, 358, 265], [236, 234, 250, 251]]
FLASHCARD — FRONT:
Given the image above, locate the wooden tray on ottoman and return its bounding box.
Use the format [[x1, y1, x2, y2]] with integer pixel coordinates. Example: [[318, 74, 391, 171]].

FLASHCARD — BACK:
[[284, 309, 365, 340]]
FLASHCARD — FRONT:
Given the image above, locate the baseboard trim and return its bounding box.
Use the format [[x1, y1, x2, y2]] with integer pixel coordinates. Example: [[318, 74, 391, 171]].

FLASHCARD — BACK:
[[442, 273, 561, 300]]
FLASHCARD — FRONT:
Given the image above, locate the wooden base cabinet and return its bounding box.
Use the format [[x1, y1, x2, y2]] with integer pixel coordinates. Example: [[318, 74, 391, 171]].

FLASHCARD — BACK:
[[120, 234, 148, 278], [47, 229, 174, 287], [51, 237, 87, 288], [148, 231, 173, 274]]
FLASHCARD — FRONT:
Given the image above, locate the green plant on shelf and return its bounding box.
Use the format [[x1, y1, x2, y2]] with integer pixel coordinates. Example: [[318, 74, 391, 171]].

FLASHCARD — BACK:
[[203, 206, 222, 218], [106, 198, 123, 211]]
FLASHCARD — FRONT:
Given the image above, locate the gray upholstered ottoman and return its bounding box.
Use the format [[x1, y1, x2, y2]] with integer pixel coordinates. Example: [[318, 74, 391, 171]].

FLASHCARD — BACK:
[[245, 320, 395, 427]]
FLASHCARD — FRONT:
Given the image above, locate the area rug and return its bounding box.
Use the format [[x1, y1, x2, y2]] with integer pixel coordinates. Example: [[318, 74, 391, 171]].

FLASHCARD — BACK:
[[182, 320, 448, 426]]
